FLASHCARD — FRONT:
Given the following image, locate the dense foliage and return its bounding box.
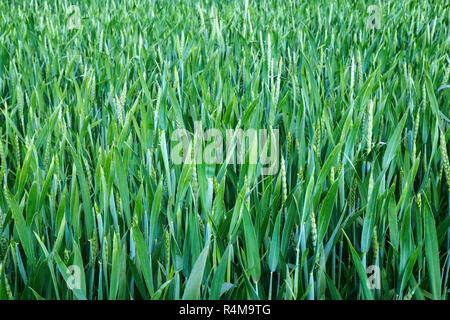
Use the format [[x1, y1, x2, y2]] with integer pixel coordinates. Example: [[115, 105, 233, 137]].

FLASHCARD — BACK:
[[0, 0, 448, 299]]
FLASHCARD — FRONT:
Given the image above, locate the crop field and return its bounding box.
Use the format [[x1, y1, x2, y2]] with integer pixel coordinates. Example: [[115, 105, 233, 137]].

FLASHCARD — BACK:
[[0, 0, 448, 300]]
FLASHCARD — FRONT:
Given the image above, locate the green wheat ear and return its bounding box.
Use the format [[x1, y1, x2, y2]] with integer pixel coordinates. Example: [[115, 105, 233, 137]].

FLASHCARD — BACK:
[[90, 73, 96, 103], [0, 138, 5, 180], [17, 85, 24, 128], [440, 130, 450, 192], [366, 99, 374, 154], [281, 156, 287, 206], [0, 209, 6, 261]]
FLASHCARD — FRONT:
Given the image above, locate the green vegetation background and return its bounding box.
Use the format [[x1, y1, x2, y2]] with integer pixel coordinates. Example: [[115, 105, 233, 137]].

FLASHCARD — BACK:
[[0, 0, 448, 300]]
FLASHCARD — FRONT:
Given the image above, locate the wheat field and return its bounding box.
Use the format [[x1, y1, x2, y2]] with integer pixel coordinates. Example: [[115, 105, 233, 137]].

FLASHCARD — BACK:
[[0, 0, 449, 300]]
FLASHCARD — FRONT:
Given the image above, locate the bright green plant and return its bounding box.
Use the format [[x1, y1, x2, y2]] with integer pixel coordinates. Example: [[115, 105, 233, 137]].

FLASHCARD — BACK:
[[0, 0, 448, 300]]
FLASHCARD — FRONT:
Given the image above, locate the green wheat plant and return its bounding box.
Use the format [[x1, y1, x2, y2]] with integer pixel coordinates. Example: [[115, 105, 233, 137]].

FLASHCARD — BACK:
[[0, 0, 448, 300]]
